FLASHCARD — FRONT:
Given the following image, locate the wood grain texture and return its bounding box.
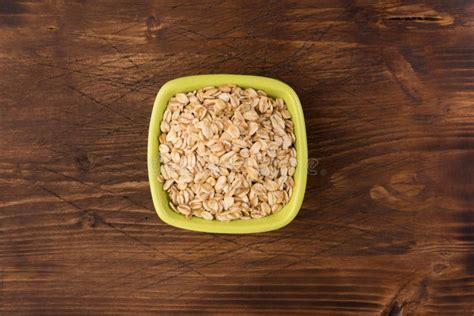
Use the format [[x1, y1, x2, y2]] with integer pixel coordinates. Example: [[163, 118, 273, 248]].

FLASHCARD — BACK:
[[1, 0, 473, 314]]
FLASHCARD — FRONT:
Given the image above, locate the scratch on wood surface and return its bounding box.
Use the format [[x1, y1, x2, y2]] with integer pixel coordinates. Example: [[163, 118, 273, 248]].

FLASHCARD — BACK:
[[31, 180, 212, 292], [68, 85, 137, 122]]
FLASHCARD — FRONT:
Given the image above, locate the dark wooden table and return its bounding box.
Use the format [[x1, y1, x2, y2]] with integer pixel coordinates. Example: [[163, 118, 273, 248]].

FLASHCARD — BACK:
[[1, 1, 473, 315]]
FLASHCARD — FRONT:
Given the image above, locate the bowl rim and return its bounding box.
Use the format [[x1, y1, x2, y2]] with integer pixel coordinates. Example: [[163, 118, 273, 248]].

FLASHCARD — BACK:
[[148, 74, 307, 234]]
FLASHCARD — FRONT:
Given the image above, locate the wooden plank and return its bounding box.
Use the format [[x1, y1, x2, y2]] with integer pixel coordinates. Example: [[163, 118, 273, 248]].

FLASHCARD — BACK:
[[1, 0, 473, 314]]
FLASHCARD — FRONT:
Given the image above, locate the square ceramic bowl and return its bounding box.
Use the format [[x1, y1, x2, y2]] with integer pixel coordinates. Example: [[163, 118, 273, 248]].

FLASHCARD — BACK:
[[148, 74, 307, 234]]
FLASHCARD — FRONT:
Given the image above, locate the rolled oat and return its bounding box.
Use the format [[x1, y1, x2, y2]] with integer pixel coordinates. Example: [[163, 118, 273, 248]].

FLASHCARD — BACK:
[[157, 85, 296, 222]]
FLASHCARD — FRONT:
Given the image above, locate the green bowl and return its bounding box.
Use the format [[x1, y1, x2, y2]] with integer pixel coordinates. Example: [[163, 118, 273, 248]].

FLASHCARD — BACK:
[[148, 74, 308, 234]]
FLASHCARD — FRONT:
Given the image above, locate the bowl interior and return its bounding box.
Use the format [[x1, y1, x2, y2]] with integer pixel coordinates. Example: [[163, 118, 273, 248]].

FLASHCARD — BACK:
[[148, 74, 307, 234]]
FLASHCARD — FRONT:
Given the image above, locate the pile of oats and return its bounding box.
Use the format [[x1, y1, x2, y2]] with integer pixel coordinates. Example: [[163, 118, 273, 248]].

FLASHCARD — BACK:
[[157, 84, 296, 221]]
